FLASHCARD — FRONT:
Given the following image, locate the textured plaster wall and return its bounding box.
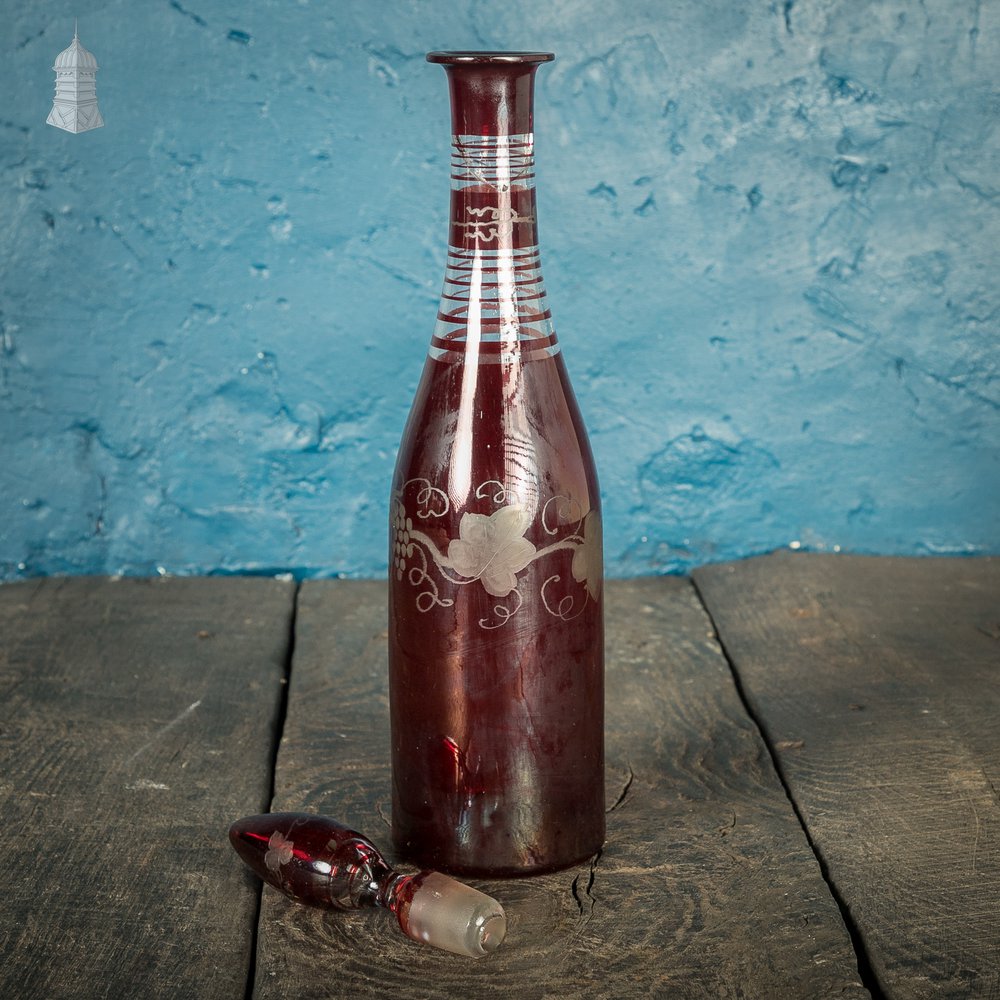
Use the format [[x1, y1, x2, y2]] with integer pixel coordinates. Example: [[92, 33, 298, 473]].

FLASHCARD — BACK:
[[1, 0, 997, 580]]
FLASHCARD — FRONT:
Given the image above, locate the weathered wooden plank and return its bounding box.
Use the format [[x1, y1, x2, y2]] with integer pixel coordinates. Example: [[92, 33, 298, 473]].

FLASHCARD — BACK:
[[694, 552, 1000, 1000], [0, 576, 295, 1000], [254, 578, 869, 999]]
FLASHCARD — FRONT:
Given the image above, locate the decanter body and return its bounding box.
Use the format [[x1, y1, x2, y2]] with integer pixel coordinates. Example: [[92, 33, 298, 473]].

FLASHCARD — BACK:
[[388, 52, 604, 877]]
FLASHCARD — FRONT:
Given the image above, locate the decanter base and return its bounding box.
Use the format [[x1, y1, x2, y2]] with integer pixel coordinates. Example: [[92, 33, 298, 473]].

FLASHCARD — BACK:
[[392, 829, 606, 879]]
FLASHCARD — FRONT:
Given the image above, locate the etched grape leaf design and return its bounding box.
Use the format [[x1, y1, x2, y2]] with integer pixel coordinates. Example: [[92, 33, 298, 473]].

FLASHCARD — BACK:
[[447, 506, 537, 597], [264, 831, 294, 872]]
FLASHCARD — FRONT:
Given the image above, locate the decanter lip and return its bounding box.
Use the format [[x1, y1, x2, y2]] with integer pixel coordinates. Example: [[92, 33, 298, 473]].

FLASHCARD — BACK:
[[426, 51, 555, 65]]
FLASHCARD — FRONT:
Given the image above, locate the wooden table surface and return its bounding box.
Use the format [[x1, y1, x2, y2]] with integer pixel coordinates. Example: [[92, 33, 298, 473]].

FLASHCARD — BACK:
[[0, 554, 996, 999]]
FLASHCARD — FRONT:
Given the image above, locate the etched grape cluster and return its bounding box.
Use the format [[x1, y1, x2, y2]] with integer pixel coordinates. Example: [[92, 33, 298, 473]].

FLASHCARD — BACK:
[[391, 500, 415, 581]]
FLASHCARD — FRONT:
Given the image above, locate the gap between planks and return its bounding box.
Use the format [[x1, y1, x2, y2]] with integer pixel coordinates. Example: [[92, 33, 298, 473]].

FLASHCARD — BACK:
[[690, 575, 889, 1000], [244, 581, 301, 1000]]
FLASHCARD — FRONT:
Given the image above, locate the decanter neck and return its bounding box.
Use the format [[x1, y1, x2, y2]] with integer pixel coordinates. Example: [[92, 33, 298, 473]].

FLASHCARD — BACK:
[[428, 53, 559, 362], [438, 57, 546, 252], [430, 52, 553, 136]]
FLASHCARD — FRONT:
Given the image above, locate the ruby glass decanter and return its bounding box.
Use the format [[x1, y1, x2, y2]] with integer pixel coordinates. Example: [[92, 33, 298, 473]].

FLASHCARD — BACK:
[[389, 51, 604, 877]]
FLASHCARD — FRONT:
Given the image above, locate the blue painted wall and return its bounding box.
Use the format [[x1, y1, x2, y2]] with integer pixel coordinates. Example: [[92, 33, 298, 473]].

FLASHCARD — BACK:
[[1, 0, 997, 579]]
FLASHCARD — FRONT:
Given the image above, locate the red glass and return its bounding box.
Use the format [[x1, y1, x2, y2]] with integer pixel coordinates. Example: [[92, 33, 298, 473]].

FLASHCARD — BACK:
[[388, 52, 604, 877], [229, 812, 506, 957]]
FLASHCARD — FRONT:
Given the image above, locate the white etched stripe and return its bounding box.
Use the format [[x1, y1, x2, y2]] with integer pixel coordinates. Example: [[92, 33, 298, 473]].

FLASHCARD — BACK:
[[429, 342, 561, 363], [444, 245, 540, 258], [450, 133, 535, 189]]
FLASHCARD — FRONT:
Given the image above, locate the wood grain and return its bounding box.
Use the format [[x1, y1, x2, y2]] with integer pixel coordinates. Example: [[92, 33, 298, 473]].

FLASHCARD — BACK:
[[695, 552, 1000, 1000], [254, 578, 869, 999], [0, 576, 295, 1000]]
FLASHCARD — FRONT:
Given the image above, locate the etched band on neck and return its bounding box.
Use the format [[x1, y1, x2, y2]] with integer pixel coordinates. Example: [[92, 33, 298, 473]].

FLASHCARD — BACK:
[[434, 130, 556, 361], [431, 244, 559, 364], [450, 134, 536, 191], [448, 132, 539, 251]]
